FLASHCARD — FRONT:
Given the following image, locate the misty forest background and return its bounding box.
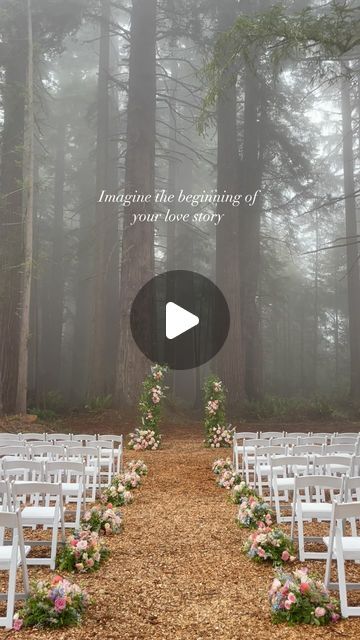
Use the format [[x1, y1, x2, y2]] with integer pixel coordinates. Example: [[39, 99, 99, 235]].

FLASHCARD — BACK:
[[1, 0, 360, 422]]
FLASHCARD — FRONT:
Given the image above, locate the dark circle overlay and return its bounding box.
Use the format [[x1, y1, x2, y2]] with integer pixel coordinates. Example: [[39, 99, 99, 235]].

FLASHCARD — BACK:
[[130, 270, 230, 370]]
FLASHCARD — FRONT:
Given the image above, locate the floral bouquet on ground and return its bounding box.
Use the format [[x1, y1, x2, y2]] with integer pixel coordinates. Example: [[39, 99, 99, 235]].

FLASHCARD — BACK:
[[244, 524, 296, 565], [212, 457, 233, 475], [237, 495, 275, 528], [101, 475, 133, 507], [269, 568, 341, 625], [81, 504, 122, 535], [126, 459, 148, 476], [118, 470, 142, 490], [217, 469, 242, 489], [231, 481, 258, 504], [204, 376, 232, 448], [129, 364, 168, 451], [13, 576, 89, 630], [57, 530, 110, 573]]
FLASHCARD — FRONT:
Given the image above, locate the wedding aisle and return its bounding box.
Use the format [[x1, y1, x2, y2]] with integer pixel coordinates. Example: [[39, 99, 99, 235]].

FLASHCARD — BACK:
[[2, 430, 359, 639]]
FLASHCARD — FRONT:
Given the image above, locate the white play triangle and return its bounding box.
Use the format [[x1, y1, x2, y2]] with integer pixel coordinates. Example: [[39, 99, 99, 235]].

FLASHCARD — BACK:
[[166, 302, 199, 340]]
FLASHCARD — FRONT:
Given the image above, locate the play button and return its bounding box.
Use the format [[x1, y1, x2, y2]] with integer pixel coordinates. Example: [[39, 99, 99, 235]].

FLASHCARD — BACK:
[[166, 302, 199, 339], [130, 270, 230, 370]]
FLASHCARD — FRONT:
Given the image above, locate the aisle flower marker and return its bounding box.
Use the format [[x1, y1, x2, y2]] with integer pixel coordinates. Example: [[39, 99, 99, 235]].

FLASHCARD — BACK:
[[126, 459, 148, 476], [231, 481, 258, 504], [129, 364, 168, 450], [102, 475, 134, 507], [57, 530, 109, 573], [244, 525, 296, 565], [269, 568, 341, 625], [212, 457, 233, 475], [237, 495, 275, 528], [13, 576, 89, 630], [204, 376, 233, 447], [217, 468, 242, 489], [81, 504, 122, 535]]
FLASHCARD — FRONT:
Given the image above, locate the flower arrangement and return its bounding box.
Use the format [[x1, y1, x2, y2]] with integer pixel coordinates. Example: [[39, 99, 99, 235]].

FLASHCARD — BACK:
[[118, 471, 142, 490], [126, 459, 148, 476], [212, 457, 233, 475], [129, 364, 168, 450], [244, 524, 296, 565], [204, 376, 232, 447], [57, 530, 110, 573], [231, 481, 258, 504], [237, 495, 275, 528], [269, 568, 341, 625], [101, 475, 133, 507], [217, 469, 242, 489], [81, 504, 122, 535], [13, 576, 89, 630]]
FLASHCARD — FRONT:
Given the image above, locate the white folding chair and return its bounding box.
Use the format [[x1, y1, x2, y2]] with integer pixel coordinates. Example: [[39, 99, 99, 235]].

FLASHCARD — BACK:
[[243, 438, 268, 485], [291, 474, 344, 561], [0, 446, 29, 463], [271, 436, 298, 447], [286, 432, 310, 438], [0, 510, 30, 629], [71, 434, 95, 445], [97, 434, 123, 473], [20, 433, 47, 442], [271, 455, 309, 523], [325, 443, 358, 456], [232, 432, 258, 472], [313, 455, 353, 478], [0, 482, 11, 545], [324, 500, 360, 617], [45, 461, 85, 529], [345, 477, 360, 536], [47, 433, 72, 443], [331, 435, 359, 444], [0, 434, 20, 441], [66, 446, 98, 502], [11, 481, 65, 569], [88, 440, 114, 486], [31, 444, 65, 461], [255, 446, 287, 498], [298, 436, 327, 446], [3, 460, 44, 483], [259, 431, 284, 439]]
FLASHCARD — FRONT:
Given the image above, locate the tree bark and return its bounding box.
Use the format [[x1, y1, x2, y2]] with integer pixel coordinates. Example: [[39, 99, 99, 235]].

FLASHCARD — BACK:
[[341, 72, 360, 400], [0, 15, 27, 413], [91, 0, 111, 396], [16, 0, 34, 413], [115, 0, 156, 405], [41, 118, 66, 394], [216, 0, 245, 411]]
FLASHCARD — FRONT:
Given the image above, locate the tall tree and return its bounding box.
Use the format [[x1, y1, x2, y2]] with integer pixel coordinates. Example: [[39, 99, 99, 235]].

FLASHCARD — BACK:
[[215, 0, 245, 410], [115, 0, 157, 405]]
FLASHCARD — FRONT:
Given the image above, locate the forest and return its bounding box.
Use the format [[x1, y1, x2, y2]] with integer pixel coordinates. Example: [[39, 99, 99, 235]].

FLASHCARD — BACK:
[[1, 0, 360, 420]]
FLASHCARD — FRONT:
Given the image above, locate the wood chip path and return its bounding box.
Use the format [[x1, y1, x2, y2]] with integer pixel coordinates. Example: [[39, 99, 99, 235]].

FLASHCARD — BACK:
[[1, 431, 360, 639]]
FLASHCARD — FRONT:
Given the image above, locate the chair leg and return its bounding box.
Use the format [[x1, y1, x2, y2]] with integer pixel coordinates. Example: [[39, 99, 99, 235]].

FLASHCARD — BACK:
[[6, 563, 17, 629], [336, 545, 348, 617], [297, 510, 305, 561], [50, 522, 59, 571]]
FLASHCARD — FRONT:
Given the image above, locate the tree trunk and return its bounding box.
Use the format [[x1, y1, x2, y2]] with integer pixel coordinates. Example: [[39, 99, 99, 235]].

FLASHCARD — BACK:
[[341, 72, 360, 400], [91, 0, 111, 396], [216, 0, 245, 412], [16, 0, 34, 413], [115, 0, 156, 405], [0, 17, 27, 414], [240, 68, 263, 400], [41, 118, 66, 394]]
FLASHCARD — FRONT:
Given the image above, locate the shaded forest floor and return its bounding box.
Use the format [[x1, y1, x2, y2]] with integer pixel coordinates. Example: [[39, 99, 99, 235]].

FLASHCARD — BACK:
[[1, 425, 360, 638]]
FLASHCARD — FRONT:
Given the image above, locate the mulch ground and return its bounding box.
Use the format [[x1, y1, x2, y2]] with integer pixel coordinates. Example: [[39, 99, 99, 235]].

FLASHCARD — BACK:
[[1, 422, 360, 638]]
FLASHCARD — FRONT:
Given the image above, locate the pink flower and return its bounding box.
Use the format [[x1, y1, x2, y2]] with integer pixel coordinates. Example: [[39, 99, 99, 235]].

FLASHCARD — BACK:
[[315, 607, 326, 618], [300, 582, 310, 594], [284, 600, 292, 610], [331, 613, 340, 622], [281, 550, 290, 562], [13, 618, 23, 631], [54, 597, 67, 612], [257, 547, 266, 558], [287, 592, 296, 604]]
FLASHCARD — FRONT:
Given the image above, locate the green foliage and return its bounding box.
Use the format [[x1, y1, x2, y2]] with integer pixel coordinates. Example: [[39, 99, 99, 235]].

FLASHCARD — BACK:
[[85, 394, 113, 413], [29, 390, 65, 420], [199, 2, 360, 131], [239, 395, 335, 421]]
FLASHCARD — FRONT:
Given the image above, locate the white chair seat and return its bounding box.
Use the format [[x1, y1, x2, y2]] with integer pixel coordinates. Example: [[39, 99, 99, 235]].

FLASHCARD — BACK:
[[61, 482, 80, 494], [297, 502, 332, 518], [276, 477, 295, 489], [0, 545, 31, 569], [323, 536, 360, 559], [21, 506, 57, 524]]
